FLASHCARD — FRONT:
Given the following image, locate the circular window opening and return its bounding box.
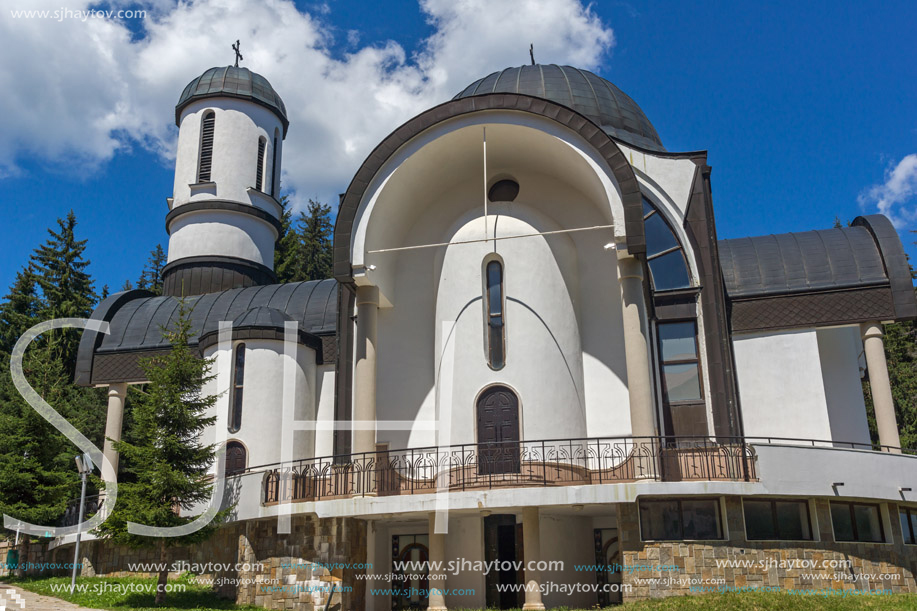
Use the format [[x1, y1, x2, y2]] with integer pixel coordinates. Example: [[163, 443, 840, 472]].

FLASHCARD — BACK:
[[488, 179, 519, 202]]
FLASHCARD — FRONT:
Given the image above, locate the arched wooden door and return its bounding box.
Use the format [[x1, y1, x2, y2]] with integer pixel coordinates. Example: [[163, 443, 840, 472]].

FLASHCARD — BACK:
[[225, 441, 246, 475], [477, 386, 520, 475]]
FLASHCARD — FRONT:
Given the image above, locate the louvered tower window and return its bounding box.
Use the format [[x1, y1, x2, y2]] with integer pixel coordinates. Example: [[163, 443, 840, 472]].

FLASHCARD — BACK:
[[198, 111, 215, 182], [255, 137, 266, 191]]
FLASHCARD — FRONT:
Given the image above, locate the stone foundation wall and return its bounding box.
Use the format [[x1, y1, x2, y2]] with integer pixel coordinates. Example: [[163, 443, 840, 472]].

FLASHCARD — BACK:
[[619, 497, 917, 600], [3, 515, 367, 611]]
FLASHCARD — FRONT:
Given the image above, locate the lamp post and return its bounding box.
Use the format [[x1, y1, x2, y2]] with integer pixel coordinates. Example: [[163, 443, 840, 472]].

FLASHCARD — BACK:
[[71, 452, 92, 595]]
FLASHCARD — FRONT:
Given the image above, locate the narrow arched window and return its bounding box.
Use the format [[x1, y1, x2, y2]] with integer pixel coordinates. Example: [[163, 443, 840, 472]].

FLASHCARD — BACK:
[[643, 198, 692, 291], [225, 441, 246, 475], [198, 111, 215, 183], [228, 343, 245, 433], [255, 137, 266, 191], [270, 131, 279, 197], [485, 260, 505, 369]]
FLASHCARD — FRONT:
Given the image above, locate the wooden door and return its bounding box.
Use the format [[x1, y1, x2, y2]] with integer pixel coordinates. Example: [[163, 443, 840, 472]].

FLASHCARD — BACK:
[[477, 386, 520, 475]]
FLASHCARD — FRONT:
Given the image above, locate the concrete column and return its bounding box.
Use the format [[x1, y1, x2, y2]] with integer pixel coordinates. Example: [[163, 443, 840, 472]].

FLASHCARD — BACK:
[[618, 255, 656, 439], [353, 285, 379, 457], [521, 507, 544, 610], [862, 322, 901, 453], [428, 513, 447, 611], [101, 383, 128, 485]]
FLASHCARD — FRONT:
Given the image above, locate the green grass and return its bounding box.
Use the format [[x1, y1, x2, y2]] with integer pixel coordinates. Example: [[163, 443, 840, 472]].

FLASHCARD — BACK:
[[4, 577, 916, 610], [2, 574, 262, 611], [450, 591, 917, 610]]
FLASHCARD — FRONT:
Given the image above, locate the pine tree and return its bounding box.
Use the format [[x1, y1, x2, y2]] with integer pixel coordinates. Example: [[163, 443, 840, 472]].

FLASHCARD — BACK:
[[0, 266, 42, 354], [122, 279, 134, 292], [31, 211, 96, 375], [137, 245, 167, 296], [274, 196, 300, 283], [96, 300, 227, 603], [298, 199, 333, 281]]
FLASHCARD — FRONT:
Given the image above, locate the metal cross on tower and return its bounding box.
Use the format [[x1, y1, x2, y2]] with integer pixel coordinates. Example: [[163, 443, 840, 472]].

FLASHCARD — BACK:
[[232, 40, 243, 67]]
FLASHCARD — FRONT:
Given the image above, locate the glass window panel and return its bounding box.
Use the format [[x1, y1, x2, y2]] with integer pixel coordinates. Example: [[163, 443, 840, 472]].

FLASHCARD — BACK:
[[831, 503, 855, 541], [658, 322, 697, 361], [744, 501, 777, 540], [642, 199, 654, 217], [910, 511, 917, 545], [644, 212, 679, 256], [900, 510, 914, 544], [663, 363, 701, 402], [486, 262, 502, 315], [639, 501, 681, 540], [649, 250, 692, 291], [682, 500, 722, 540], [489, 325, 504, 370], [853, 505, 883, 542], [775, 501, 811, 540]]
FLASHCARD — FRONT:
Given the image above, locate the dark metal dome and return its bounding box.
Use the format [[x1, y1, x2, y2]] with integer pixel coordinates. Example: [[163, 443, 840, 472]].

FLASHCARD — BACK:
[[176, 66, 289, 135], [454, 64, 663, 151]]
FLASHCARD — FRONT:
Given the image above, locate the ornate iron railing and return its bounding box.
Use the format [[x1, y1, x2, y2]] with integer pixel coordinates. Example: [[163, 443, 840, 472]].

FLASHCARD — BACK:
[[261, 436, 757, 504]]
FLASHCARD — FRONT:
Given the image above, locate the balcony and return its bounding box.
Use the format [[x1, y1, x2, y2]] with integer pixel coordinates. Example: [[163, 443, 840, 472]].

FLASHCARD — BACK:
[[261, 436, 757, 504]]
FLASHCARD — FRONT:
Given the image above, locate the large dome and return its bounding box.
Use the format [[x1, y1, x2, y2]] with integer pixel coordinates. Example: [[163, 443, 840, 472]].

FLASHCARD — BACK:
[[175, 66, 288, 135], [454, 64, 663, 152]]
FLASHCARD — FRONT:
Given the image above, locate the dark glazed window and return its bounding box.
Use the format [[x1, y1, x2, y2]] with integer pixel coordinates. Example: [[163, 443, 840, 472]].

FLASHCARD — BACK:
[[488, 179, 519, 202], [744, 499, 813, 540], [900, 507, 917, 544], [485, 260, 505, 369], [643, 198, 692, 291], [198, 111, 215, 182], [831, 502, 884, 542], [228, 343, 246, 433], [255, 137, 266, 191], [657, 321, 702, 402], [639, 498, 723, 541]]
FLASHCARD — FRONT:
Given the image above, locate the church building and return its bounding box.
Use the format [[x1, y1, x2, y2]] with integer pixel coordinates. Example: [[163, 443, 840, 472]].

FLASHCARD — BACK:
[[71, 63, 917, 609]]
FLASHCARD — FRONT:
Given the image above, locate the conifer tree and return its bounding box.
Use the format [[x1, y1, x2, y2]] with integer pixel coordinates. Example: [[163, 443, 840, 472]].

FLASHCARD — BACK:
[[298, 199, 333, 281], [96, 301, 226, 603], [137, 245, 167, 295], [31, 211, 96, 374], [0, 266, 41, 353], [274, 195, 300, 283]]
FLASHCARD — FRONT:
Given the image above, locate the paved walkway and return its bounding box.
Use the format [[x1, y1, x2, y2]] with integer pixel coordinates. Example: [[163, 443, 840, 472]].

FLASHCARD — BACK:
[[0, 582, 105, 611]]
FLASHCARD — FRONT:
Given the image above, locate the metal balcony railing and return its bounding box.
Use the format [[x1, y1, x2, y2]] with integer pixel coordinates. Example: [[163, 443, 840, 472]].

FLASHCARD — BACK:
[[261, 436, 757, 504]]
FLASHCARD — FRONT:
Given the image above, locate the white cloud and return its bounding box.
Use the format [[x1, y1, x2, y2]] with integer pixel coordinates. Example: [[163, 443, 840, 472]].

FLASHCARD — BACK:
[[0, 0, 613, 207], [858, 154, 917, 227]]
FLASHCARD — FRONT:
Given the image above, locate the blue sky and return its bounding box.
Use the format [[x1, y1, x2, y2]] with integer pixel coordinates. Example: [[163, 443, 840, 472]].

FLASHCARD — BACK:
[[1, 0, 915, 295]]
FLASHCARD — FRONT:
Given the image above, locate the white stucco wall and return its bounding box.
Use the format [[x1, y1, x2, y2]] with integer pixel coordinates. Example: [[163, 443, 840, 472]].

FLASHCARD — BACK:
[[364, 118, 633, 450], [203, 339, 317, 470], [816, 326, 871, 447], [733, 329, 834, 442], [173, 98, 283, 208], [167, 209, 277, 264], [314, 364, 337, 459]]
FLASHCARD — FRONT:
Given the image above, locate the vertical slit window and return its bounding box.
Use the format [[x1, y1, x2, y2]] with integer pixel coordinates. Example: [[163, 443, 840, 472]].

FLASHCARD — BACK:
[[270, 133, 279, 196], [228, 343, 245, 433], [255, 137, 266, 192], [485, 260, 505, 370], [198, 111, 215, 183]]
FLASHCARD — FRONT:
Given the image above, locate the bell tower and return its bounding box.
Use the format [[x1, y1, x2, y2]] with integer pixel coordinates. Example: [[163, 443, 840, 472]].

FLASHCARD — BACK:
[[164, 64, 289, 297]]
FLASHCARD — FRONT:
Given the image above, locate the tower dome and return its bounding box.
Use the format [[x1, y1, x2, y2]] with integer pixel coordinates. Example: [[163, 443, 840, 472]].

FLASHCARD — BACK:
[[176, 66, 289, 135], [454, 64, 664, 152]]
